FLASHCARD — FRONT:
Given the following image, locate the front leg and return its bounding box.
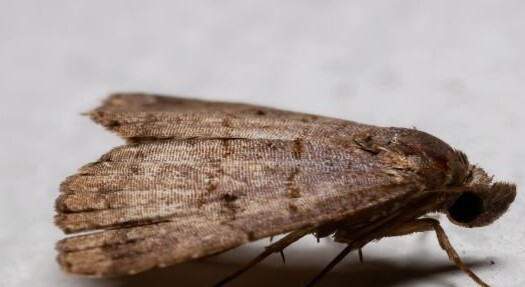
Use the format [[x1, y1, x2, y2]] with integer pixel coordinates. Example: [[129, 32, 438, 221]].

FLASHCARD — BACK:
[[380, 218, 489, 287]]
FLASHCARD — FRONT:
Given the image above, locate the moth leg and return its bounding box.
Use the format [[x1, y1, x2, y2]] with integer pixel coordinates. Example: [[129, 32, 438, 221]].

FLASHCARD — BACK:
[[358, 248, 364, 263], [304, 244, 352, 287], [213, 228, 312, 287], [384, 218, 489, 287]]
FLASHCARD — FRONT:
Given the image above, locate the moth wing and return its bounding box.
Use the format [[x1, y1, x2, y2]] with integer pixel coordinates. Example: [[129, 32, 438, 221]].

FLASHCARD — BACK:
[[88, 93, 364, 141], [56, 138, 422, 276]]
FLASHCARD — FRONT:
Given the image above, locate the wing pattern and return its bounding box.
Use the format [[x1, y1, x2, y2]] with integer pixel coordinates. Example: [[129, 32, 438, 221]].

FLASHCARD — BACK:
[[55, 94, 430, 276]]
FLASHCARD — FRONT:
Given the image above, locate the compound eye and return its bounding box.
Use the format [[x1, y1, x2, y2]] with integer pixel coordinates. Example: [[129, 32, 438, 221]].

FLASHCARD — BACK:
[[448, 192, 483, 223]]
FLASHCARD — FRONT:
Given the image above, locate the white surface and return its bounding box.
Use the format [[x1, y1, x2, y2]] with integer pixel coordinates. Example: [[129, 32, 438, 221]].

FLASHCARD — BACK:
[[0, 1, 524, 287]]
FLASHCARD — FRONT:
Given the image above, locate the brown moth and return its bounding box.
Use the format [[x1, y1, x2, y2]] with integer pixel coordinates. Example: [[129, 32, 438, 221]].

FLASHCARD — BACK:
[[55, 93, 516, 287]]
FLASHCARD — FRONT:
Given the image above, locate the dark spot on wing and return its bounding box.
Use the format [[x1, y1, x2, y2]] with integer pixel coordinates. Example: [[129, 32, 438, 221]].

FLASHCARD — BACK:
[[288, 203, 299, 213], [288, 187, 301, 198], [221, 193, 238, 202], [222, 139, 233, 157], [205, 140, 231, 194], [221, 117, 232, 128], [300, 115, 319, 123], [220, 194, 241, 220], [206, 178, 219, 193], [292, 138, 303, 160], [135, 150, 146, 160], [285, 167, 301, 198], [107, 120, 120, 128], [255, 109, 267, 116], [129, 165, 140, 175]]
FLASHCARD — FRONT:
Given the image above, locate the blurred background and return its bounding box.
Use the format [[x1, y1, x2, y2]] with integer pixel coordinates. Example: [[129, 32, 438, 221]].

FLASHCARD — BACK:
[[0, 1, 524, 286]]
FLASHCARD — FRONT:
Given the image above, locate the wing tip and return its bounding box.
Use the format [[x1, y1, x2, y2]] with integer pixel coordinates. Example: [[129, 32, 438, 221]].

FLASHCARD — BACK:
[[85, 92, 168, 136]]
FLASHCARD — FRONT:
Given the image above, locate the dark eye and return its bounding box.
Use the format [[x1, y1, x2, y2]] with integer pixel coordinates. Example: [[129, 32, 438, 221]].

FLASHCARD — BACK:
[[448, 192, 484, 223]]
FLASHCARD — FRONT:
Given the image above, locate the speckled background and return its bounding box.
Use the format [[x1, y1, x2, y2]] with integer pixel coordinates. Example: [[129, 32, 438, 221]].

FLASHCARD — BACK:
[[0, 1, 524, 286]]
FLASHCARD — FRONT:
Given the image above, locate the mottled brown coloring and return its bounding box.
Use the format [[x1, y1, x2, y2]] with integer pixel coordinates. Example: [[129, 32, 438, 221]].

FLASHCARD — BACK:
[[55, 93, 516, 286]]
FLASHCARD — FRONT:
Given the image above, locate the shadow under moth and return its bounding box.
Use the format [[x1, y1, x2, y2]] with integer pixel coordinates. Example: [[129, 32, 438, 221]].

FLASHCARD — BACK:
[[55, 93, 516, 286]]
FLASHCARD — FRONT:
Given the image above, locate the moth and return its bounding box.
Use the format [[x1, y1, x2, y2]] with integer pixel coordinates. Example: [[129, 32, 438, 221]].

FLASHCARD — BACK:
[[55, 93, 516, 287]]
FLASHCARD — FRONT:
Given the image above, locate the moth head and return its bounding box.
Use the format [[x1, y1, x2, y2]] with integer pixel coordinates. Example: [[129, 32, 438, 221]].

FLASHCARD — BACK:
[[446, 166, 516, 228]]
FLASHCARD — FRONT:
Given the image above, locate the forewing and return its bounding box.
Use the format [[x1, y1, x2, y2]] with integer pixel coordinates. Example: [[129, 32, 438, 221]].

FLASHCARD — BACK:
[[56, 138, 421, 276], [88, 93, 367, 141]]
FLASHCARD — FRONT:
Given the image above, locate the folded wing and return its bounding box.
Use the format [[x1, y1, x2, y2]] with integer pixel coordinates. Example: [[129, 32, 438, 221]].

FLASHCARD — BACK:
[[56, 137, 417, 276], [88, 93, 367, 141]]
